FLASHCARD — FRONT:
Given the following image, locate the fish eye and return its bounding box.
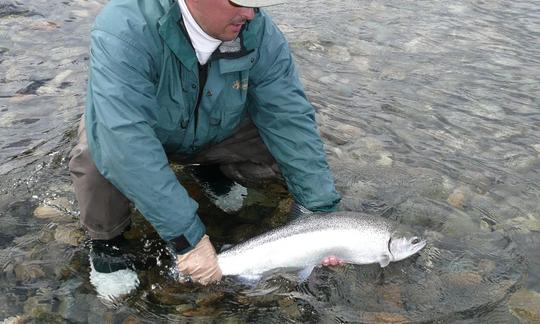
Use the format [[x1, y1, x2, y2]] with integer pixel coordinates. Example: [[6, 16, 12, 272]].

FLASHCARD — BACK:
[[411, 237, 420, 244]]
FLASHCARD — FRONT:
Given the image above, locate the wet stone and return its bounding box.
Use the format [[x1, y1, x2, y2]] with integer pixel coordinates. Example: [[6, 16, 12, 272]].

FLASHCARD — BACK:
[[504, 153, 538, 171], [180, 306, 216, 317], [33, 205, 62, 219], [38, 227, 56, 244], [377, 152, 393, 167], [278, 296, 302, 319], [376, 283, 403, 310], [122, 315, 144, 324], [352, 56, 370, 72], [220, 317, 244, 324], [14, 262, 46, 282], [478, 259, 496, 273], [45, 197, 72, 211], [57, 294, 90, 323], [22, 296, 52, 317], [328, 45, 351, 62], [54, 225, 84, 246], [509, 289, 540, 323], [447, 186, 469, 209], [499, 215, 540, 233], [361, 312, 409, 323], [1, 315, 29, 324], [442, 272, 483, 288], [29, 20, 61, 31], [175, 303, 195, 313]]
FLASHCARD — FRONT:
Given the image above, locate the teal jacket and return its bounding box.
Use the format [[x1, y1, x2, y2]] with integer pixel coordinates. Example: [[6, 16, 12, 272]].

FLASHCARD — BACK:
[[85, 0, 340, 248]]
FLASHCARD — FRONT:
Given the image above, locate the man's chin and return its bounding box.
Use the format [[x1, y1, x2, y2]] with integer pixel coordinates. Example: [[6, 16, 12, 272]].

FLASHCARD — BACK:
[[219, 33, 240, 42]]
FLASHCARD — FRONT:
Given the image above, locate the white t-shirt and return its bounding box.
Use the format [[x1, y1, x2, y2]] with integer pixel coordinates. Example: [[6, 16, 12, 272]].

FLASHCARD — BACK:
[[178, 0, 222, 65]]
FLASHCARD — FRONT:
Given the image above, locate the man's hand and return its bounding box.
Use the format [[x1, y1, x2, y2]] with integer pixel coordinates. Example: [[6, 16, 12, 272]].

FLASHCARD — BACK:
[[176, 235, 222, 285], [322, 255, 346, 266]]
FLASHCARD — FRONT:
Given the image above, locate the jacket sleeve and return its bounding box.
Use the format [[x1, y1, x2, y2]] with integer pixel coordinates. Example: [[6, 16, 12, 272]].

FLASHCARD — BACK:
[[85, 29, 205, 246], [247, 19, 341, 211]]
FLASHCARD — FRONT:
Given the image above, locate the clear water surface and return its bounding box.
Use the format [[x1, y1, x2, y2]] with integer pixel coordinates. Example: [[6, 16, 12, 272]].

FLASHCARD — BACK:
[[1, 0, 539, 322]]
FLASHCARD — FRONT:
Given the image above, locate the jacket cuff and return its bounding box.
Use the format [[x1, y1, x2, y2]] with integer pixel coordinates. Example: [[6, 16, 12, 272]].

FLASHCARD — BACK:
[[309, 197, 342, 213], [168, 216, 205, 255]]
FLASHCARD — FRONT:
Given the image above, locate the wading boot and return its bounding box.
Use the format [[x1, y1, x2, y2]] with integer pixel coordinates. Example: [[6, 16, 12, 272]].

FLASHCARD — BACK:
[[88, 230, 139, 302]]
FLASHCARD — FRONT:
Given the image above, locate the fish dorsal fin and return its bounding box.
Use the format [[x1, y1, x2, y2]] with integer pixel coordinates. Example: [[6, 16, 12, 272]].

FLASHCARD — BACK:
[[379, 255, 391, 268], [288, 203, 314, 222]]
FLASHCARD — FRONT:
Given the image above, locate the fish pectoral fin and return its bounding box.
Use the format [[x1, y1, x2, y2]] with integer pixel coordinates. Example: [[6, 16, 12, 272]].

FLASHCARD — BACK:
[[298, 265, 315, 282], [298, 265, 316, 282], [379, 255, 391, 268]]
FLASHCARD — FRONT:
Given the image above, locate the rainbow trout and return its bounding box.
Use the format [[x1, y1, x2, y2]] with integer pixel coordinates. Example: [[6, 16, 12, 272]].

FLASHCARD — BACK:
[[218, 212, 426, 279]]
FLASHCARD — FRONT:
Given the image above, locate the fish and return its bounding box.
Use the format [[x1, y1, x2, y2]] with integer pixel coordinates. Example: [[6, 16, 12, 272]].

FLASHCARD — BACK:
[[217, 211, 426, 280]]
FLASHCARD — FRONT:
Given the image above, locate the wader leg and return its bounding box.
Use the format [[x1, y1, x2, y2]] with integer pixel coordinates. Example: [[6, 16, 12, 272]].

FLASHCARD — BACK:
[[174, 119, 284, 188], [68, 117, 131, 240]]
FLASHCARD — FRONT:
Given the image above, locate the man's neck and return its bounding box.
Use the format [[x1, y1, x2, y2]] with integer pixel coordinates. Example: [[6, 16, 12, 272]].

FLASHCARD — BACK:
[[178, 0, 221, 64]]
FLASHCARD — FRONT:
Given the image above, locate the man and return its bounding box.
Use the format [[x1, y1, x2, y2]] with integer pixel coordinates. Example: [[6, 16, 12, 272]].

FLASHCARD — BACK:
[[69, 0, 341, 289]]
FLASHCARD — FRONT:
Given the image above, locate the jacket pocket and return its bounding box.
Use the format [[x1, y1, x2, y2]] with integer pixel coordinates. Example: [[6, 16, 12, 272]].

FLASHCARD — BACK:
[[213, 103, 246, 143]]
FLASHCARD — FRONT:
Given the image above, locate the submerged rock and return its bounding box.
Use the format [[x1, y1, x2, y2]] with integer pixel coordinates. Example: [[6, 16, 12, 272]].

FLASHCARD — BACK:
[[1, 315, 29, 324], [33, 205, 62, 219], [509, 289, 540, 323], [447, 186, 470, 209], [54, 225, 85, 246], [360, 312, 409, 323], [14, 262, 46, 282]]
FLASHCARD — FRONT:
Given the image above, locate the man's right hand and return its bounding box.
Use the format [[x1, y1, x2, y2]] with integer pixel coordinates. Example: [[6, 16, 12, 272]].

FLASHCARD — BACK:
[[176, 235, 222, 285]]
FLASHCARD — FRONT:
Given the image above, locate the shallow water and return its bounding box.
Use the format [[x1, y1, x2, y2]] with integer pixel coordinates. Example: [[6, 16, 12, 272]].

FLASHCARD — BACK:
[[1, 0, 539, 322]]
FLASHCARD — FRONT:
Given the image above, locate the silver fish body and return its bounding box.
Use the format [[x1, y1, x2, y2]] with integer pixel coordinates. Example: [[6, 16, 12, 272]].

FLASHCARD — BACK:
[[217, 212, 426, 277]]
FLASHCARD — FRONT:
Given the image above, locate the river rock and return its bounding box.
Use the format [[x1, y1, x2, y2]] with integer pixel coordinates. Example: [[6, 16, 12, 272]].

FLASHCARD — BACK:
[[122, 315, 144, 324], [277, 296, 302, 319], [0, 316, 28, 324], [328, 45, 351, 62], [361, 312, 409, 323], [14, 262, 46, 282], [352, 56, 370, 72], [376, 283, 403, 309], [498, 215, 540, 233], [377, 152, 393, 167], [54, 225, 85, 246], [504, 153, 538, 171], [509, 289, 540, 323], [23, 296, 52, 317], [447, 186, 470, 209], [29, 20, 60, 31], [33, 205, 62, 219], [267, 197, 292, 228], [57, 293, 91, 323], [442, 272, 483, 288]]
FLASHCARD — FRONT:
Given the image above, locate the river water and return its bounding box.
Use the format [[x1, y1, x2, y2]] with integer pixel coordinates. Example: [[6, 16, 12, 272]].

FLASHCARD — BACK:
[[1, 0, 539, 322]]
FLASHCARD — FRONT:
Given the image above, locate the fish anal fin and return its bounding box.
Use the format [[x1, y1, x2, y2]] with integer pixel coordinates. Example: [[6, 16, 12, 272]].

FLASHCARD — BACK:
[[379, 255, 391, 268], [219, 244, 234, 253], [298, 265, 316, 282]]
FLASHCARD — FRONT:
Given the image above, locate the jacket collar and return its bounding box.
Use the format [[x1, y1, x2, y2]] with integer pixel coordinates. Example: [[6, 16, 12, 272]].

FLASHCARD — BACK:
[[157, 0, 262, 71]]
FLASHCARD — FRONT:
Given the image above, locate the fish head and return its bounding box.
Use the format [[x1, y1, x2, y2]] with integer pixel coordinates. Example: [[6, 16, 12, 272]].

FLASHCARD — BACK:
[[388, 233, 427, 262]]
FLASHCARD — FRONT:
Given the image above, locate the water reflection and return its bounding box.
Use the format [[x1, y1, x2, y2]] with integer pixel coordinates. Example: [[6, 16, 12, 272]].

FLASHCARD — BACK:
[[1, 0, 539, 322]]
